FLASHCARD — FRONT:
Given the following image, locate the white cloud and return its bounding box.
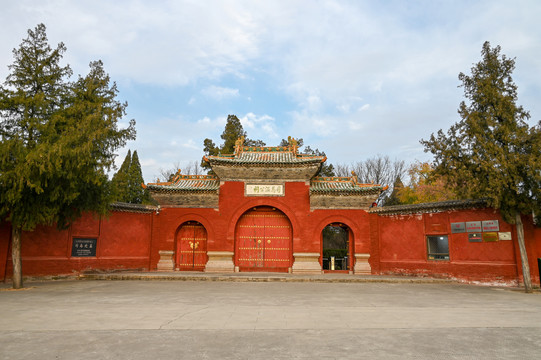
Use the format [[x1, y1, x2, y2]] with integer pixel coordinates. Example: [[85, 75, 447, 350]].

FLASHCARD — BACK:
[[239, 113, 277, 139], [2, 0, 541, 182], [201, 85, 240, 100], [182, 139, 199, 150]]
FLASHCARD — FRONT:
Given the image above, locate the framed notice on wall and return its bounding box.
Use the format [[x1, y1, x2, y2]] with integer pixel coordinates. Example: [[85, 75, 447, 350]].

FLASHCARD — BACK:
[[468, 233, 482, 242], [71, 238, 97, 257]]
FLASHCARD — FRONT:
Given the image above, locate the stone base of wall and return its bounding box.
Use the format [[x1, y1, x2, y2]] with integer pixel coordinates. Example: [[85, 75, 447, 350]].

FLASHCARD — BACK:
[[292, 252, 322, 274], [157, 250, 175, 271], [354, 253, 371, 274], [205, 251, 235, 273]]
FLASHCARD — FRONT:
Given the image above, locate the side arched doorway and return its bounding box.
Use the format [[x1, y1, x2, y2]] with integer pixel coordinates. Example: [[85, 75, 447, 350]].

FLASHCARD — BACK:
[[235, 206, 292, 272], [176, 221, 208, 271], [321, 223, 352, 272]]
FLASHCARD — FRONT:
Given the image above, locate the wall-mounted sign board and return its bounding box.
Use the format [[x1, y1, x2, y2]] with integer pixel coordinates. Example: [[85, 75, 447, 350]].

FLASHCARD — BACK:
[[466, 221, 482, 232], [468, 233, 482, 242], [482, 220, 500, 232], [71, 238, 97, 257], [451, 222, 466, 233], [483, 232, 499, 242], [499, 232, 512, 241]]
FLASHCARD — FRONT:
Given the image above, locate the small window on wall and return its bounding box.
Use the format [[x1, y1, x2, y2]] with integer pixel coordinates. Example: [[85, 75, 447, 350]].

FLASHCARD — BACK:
[[427, 235, 449, 260]]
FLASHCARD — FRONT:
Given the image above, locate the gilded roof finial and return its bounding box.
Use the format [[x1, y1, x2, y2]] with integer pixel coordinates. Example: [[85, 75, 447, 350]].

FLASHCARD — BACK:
[[289, 136, 298, 153], [235, 136, 245, 154], [351, 171, 358, 184]]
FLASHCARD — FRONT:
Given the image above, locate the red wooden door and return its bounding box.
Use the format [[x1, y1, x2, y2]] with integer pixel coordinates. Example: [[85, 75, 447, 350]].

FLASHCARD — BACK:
[[236, 207, 292, 272], [177, 222, 208, 271]]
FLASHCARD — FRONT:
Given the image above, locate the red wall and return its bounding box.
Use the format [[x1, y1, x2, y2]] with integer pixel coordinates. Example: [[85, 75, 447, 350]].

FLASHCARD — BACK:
[[0, 211, 153, 280], [371, 208, 531, 285], [1, 186, 540, 287]]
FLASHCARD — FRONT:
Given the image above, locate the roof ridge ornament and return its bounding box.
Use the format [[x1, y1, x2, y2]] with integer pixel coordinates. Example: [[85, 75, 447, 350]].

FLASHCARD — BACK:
[[235, 136, 245, 155], [288, 136, 298, 154], [351, 171, 358, 184]]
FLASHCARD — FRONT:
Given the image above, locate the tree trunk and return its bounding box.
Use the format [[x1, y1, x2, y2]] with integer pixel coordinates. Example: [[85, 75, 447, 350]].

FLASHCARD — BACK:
[[515, 213, 532, 293], [11, 226, 23, 289]]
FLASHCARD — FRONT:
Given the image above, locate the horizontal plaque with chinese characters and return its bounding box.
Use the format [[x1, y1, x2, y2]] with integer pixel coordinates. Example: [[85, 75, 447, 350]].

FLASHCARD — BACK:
[[71, 238, 97, 257], [246, 184, 284, 196]]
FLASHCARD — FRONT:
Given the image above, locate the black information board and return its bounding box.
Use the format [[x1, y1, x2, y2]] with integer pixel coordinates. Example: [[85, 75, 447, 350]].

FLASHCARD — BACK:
[[71, 238, 97, 257], [468, 233, 482, 243]]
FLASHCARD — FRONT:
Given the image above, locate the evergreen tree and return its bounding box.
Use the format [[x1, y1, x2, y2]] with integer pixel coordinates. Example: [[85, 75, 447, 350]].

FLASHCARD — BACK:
[[0, 24, 135, 288], [127, 150, 150, 204], [220, 114, 247, 154], [201, 114, 265, 172], [111, 150, 131, 202], [421, 41, 540, 292], [111, 150, 150, 204]]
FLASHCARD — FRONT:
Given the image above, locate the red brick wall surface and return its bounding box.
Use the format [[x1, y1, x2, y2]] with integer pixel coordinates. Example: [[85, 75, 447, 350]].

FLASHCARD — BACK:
[[1, 211, 153, 280], [373, 208, 523, 284]]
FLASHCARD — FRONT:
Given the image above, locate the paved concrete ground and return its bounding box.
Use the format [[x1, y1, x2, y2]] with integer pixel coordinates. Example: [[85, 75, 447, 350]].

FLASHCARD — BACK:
[[1, 279, 540, 359]]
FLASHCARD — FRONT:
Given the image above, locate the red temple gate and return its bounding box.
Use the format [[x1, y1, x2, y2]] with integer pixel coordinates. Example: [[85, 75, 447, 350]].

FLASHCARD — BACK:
[[236, 206, 292, 272], [176, 221, 208, 270]]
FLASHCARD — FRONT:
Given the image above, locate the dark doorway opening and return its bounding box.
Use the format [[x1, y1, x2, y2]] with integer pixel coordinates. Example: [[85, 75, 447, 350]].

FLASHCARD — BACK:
[[322, 224, 350, 271]]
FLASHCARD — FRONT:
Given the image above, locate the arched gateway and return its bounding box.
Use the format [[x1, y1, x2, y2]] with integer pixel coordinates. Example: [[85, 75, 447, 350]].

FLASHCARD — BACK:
[[176, 221, 208, 270], [235, 206, 292, 272], [322, 223, 352, 272]]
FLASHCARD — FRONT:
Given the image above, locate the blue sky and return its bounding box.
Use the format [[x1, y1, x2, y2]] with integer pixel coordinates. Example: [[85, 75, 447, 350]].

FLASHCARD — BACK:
[[1, 0, 540, 183]]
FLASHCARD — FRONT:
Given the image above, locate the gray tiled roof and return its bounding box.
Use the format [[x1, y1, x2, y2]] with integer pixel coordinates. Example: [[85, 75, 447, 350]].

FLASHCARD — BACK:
[[370, 199, 488, 215], [110, 202, 158, 213], [310, 177, 384, 195], [206, 146, 325, 165], [147, 175, 220, 193]]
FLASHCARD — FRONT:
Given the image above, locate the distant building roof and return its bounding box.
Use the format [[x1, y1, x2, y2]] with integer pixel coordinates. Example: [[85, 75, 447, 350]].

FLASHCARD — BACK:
[[204, 136, 325, 167], [146, 173, 220, 193], [310, 176, 385, 195]]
